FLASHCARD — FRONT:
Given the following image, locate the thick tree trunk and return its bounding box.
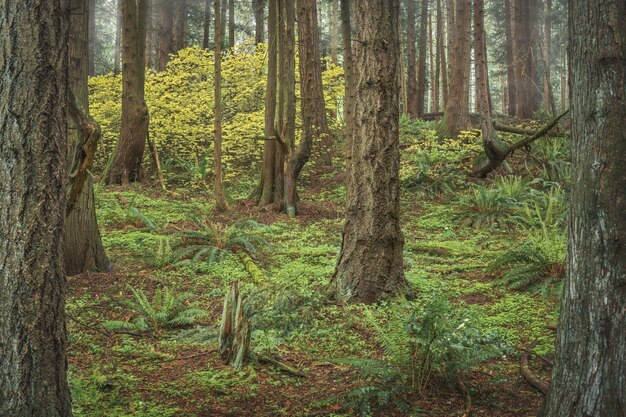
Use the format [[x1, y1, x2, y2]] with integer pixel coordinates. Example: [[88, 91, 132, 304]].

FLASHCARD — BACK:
[[285, 0, 329, 216], [334, 0, 407, 304], [214, 0, 229, 211], [228, 0, 235, 48], [0, 1, 73, 415], [416, 0, 428, 117], [107, 0, 149, 184], [88, 0, 96, 75], [253, 0, 264, 44], [66, 0, 110, 276], [203, 0, 211, 48], [407, 0, 418, 117], [258, 0, 278, 207], [541, 1, 626, 415], [157, 0, 173, 71], [173, 0, 187, 51], [443, 0, 471, 136], [512, 0, 539, 119]]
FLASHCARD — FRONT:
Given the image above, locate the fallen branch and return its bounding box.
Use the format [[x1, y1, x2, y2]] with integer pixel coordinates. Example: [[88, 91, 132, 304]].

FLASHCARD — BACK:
[[147, 131, 166, 191], [255, 353, 306, 377], [458, 380, 472, 417], [520, 341, 549, 395]]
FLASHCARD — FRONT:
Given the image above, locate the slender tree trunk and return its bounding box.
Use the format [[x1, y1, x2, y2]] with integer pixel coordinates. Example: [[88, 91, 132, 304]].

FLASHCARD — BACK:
[[443, 0, 471, 136], [220, 0, 227, 49], [541, 1, 626, 415], [145, 0, 153, 68], [512, 0, 539, 119], [203, 0, 211, 48], [400, 42, 408, 114], [0, 1, 73, 415], [340, 0, 354, 176], [66, 0, 110, 276], [157, 0, 173, 71], [560, 73, 567, 111], [107, 0, 149, 184], [407, 0, 419, 117], [228, 0, 235, 48], [88, 0, 96, 75], [330, 0, 339, 64], [416, 0, 428, 117], [505, 0, 516, 115], [253, 0, 264, 44], [214, 0, 229, 211], [173, 0, 187, 51], [285, 0, 329, 216], [114, 0, 122, 74], [258, 0, 278, 207], [334, 0, 407, 304], [438, 0, 447, 108], [429, 12, 437, 112], [542, 0, 556, 115]]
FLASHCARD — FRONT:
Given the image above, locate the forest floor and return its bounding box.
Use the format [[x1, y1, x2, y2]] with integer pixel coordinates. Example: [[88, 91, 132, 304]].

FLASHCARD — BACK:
[[67, 123, 564, 417]]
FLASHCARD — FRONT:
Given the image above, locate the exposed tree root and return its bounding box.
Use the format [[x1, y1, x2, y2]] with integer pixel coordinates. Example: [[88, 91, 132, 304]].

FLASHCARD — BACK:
[[520, 341, 549, 395]]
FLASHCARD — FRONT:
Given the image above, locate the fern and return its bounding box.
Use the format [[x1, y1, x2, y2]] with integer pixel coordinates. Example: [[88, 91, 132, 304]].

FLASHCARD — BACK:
[[104, 285, 207, 333]]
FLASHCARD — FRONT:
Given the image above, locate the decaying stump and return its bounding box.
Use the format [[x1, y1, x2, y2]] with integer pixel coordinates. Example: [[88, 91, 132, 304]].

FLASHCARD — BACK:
[[218, 281, 251, 369]]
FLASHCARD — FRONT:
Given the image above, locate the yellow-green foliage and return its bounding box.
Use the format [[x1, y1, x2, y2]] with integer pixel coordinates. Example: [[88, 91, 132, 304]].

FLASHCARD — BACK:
[[89, 40, 345, 182]]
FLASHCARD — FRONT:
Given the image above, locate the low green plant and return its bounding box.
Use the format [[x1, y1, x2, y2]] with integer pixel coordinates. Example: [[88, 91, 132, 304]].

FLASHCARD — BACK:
[[329, 296, 507, 416], [104, 285, 207, 333], [460, 185, 511, 228]]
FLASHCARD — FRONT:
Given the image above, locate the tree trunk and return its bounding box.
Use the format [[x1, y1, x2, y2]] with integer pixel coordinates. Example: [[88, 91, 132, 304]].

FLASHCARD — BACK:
[[416, 0, 428, 117], [407, 0, 418, 117], [334, 0, 407, 304], [341, 0, 354, 149], [65, 0, 110, 276], [228, 0, 235, 48], [88, 0, 96, 75], [157, 0, 173, 71], [541, 1, 626, 415], [220, 0, 227, 49], [114, 0, 122, 74], [173, 0, 187, 51], [214, 0, 229, 211], [330, 0, 339, 64], [203, 0, 211, 48], [0, 1, 73, 415], [443, 0, 471, 136], [429, 12, 437, 112], [437, 0, 447, 108], [253, 0, 265, 44], [107, 0, 149, 184], [258, 0, 278, 207], [285, 0, 329, 216], [542, 0, 556, 116], [512, 0, 539, 119], [145, 0, 153, 68], [504, 0, 516, 115]]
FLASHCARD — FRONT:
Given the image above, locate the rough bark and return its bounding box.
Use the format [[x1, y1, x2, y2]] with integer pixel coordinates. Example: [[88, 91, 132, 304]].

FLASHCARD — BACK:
[[512, 0, 540, 119], [114, 0, 122, 74], [66, 0, 110, 275], [541, 1, 626, 415], [107, 0, 150, 184], [228, 0, 235, 48], [334, 0, 407, 304], [88, 0, 96, 75], [258, 0, 278, 207], [341, 0, 354, 153], [443, 0, 471, 136], [173, 0, 187, 51], [407, 0, 419, 117], [0, 1, 73, 415], [214, 0, 229, 211], [416, 0, 428, 117], [285, 0, 329, 216], [157, 0, 174, 71], [145, 0, 154, 68]]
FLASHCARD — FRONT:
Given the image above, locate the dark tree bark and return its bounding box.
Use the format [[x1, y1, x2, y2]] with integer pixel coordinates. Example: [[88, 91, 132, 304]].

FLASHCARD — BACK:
[[107, 0, 149, 184], [88, 0, 96, 75], [203, 0, 211, 48], [285, 0, 330, 216], [214, 0, 229, 211], [0, 0, 73, 415], [228, 0, 235, 48], [145, 0, 154, 68], [504, 0, 516, 115], [407, 0, 419, 117], [173, 0, 187, 51], [334, 0, 407, 304], [66, 0, 110, 275], [341, 0, 354, 168], [258, 0, 278, 207], [416, 0, 428, 117], [253, 0, 265, 44], [157, 0, 173, 71], [540, 1, 626, 415], [220, 0, 227, 49], [443, 0, 471, 136]]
